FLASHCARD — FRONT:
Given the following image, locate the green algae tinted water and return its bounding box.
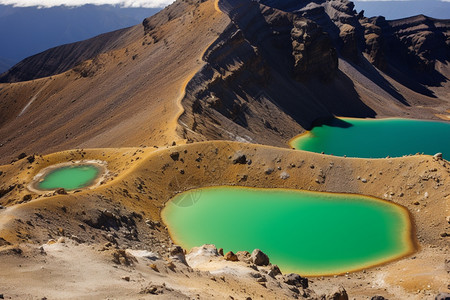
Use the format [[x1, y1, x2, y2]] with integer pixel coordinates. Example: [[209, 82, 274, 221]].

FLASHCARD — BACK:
[[38, 165, 100, 191], [162, 186, 413, 276], [291, 118, 450, 159]]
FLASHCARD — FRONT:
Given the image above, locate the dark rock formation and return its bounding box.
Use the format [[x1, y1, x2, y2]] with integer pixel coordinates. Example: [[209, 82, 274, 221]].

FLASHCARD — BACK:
[[284, 273, 309, 288], [232, 152, 248, 164], [435, 293, 450, 300], [291, 17, 338, 81], [169, 245, 188, 265]]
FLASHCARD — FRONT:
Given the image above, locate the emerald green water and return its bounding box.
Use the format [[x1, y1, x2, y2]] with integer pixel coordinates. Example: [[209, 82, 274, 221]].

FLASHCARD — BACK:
[[162, 186, 412, 276], [38, 165, 100, 191], [291, 118, 450, 159]]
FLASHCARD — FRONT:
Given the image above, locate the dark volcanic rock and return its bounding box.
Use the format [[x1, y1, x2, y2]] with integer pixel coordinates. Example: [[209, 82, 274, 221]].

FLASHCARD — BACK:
[[284, 273, 309, 288], [339, 24, 358, 60], [435, 293, 450, 300], [170, 152, 180, 161], [232, 152, 248, 164], [291, 17, 338, 81]]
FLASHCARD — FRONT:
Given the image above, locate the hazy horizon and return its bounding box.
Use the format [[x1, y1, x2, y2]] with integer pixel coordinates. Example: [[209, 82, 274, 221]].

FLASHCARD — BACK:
[[0, 0, 447, 8]]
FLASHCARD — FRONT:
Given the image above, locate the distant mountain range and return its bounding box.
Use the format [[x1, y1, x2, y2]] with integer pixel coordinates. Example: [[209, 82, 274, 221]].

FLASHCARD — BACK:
[[353, 0, 450, 20], [1, 1, 447, 74], [0, 4, 161, 73], [0, 57, 14, 72]]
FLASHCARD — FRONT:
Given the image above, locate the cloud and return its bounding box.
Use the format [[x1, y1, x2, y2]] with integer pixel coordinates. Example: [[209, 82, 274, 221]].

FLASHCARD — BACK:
[[0, 0, 173, 8]]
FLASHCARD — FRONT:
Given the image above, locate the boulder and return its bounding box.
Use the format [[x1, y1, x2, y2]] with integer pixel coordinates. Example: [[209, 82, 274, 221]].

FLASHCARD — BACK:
[[434, 153, 443, 160], [265, 168, 274, 175], [169, 245, 187, 265], [224, 251, 239, 262], [55, 188, 67, 195], [250, 249, 269, 266], [268, 264, 282, 278], [236, 251, 251, 263], [322, 286, 348, 300], [283, 273, 308, 288], [280, 172, 290, 180], [169, 152, 180, 161], [186, 244, 220, 268], [232, 152, 248, 164]]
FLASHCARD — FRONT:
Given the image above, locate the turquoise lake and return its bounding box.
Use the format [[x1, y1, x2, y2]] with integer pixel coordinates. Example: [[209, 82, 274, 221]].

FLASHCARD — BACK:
[[38, 165, 100, 191], [290, 118, 450, 159], [162, 186, 413, 276]]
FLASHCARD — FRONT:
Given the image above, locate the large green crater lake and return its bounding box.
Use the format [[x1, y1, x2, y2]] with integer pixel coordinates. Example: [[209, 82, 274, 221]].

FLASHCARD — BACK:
[[37, 165, 100, 191], [290, 118, 450, 159], [162, 186, 414, 276]]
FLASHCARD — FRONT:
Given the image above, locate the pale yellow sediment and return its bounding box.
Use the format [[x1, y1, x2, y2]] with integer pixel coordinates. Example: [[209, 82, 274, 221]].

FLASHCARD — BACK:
[[435, 114, 450, 121]]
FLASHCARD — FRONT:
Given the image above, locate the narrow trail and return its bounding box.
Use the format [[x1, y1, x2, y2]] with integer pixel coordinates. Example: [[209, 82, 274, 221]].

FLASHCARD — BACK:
[[169, 0, 224, 143], [17, 81, 49, 117]]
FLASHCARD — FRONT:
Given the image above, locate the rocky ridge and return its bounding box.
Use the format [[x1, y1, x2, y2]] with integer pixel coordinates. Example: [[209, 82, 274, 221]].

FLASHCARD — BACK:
[[178, 0, 449, 146]]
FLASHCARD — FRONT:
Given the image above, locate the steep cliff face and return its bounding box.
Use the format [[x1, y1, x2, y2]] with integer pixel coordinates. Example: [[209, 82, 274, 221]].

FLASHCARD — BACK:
[[0, 0, 230, 163], [361, 15, 450, 73], [359, 15, 450, 96], [291, 17, 338, 81], [177, 0, 449, 146], [178, 0, 377, 146]]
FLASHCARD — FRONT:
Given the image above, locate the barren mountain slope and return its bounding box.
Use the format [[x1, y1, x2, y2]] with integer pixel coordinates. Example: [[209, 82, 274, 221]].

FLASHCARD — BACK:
[[0, 0, 229, 164], [178, 0, 450, 146], [0, 26, 142, 83], [0, 0, 449, 162]]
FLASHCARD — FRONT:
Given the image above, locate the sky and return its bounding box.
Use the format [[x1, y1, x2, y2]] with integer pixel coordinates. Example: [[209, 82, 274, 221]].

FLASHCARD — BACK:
[[0, 0, 448, 8], [0, 0, 173, 7]]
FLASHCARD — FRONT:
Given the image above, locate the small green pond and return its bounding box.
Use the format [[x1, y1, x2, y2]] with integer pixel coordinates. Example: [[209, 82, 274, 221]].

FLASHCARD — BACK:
[[290, 118, 450, 159], [162, 186, 413, 276], [37, 165, 100, 191]]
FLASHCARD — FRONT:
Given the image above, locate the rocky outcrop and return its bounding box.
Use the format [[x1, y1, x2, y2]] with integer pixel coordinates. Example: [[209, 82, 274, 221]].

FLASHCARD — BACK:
[[387, 15, 449, 72], [179, 0, 380, 146], [361, 17, 387, 69], [250, 248, 270, 266], [360, 15, 450, 75], [291, 17, 338, 81], [183, 244, 321, 298], [339, 24, 358, 60], [224, 251, 239, 261], [321, 286, 349, 300], [169, 245, 187, 265], [283, 273, 309, 288]]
